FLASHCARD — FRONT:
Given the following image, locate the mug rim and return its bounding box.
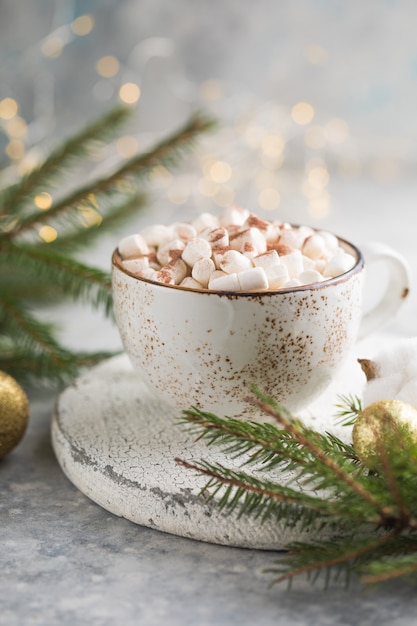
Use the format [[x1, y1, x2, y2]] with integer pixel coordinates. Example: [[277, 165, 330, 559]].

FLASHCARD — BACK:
[[112, 232, 364, 296]]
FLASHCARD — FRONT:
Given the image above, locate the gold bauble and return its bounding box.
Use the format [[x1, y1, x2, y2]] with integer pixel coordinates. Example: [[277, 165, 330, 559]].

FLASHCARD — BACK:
[[352, 399, 417, 470], [0, 371, 29, 458]]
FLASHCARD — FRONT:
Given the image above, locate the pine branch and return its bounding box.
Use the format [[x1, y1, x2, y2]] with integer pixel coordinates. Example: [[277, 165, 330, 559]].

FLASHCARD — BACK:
[[0, 105, 132, 217], [1, 240, 112, 315], [45, 192, 147, 254], [6, 112, 215, 239]]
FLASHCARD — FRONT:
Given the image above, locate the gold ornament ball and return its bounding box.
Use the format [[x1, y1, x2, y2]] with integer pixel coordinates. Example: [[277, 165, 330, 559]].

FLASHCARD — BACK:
[[352, 399, 417, 470], [0, 371, 29, 458]]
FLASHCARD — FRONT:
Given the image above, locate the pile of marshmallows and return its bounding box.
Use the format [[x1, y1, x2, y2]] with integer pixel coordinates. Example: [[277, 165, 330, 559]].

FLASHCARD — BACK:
[[117, 206, 356, 292]]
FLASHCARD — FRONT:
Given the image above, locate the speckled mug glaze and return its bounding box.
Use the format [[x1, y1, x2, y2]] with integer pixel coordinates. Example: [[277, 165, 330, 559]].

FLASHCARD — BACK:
[[111, 237, 410, 417]]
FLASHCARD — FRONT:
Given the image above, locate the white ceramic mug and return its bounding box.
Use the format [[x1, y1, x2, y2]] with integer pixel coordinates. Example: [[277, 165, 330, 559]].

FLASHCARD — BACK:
[[111, 234, 410, 417]]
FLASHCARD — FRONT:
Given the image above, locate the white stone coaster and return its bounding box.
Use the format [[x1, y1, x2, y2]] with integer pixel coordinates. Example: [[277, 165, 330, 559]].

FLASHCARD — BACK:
[[51, 335, 394, 550]]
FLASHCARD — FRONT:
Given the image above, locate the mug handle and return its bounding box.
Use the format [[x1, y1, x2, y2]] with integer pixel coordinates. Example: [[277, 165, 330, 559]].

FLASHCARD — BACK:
[[358, 241, 411, 340]]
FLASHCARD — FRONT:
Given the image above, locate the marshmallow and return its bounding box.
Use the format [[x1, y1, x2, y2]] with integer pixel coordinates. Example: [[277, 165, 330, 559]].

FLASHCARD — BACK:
[[220, 205, 250, 227], [154, 269, 176, 285], [192, 212, 219, 232], [265, 264, 289, 289], [237, 267, 269, 291], [299, 269, 323, 285], [279, 249, 304, 278], [140, 224, 173, 248], [302, 234, 326, 260], [182, 237, 213, 267], [118, 234, 149, 258], [120, 208, 358, 293], [157, 239, 185, 266], [138, 267, 157, 281], [218, 249, 253, 274], [163, 258, 189, 284], [208, 272, 240, 291], [252, 250, 280, 270], [180, 277, 204, 289], [172, 222, 197, 241], [283, 278, 302, 288], [121, 256, 149, 275], [229, 227, 267, 255], [192, 257, 216, 287], [323, 253, 356, 278], [200, 226, 229, 248]]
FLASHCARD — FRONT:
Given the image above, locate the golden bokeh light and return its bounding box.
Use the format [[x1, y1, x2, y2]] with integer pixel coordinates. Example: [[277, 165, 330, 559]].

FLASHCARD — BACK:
[[199, 79, 223, 102], [95, 56, 120, 78], [166, 184, 189, 205], [261, 133, 285, 158], [5, 139, 25, 160], [209, 160, 232, 183], [0, 98, 18, 120], [41, 37, 64, 58], [34, 192, 53, 210], [258, 188, 281, 211], [213, 185, 235, 208], [78, 206, 103, 227], [243, 123, 265, 148], [304, 45, 329, 66], [71, 15, 94, 36], [291, 102, 315, 125], [307, 165, 330, 189], [325, 118, 349, 144], [119, 82, 141, 104], [149, 165, 173, 186], [308, 192, 331, 220], [304, 125, 326, 149], [5, 116, 27, 138], [39, 225, 58, 243], [198, 178, 218, 197], [116, 135, 139, 158]]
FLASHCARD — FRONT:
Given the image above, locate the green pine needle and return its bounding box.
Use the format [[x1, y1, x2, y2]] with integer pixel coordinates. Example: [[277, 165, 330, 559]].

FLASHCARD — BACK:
[[0, 107, 215, 385], [178, 387, 417, 589]]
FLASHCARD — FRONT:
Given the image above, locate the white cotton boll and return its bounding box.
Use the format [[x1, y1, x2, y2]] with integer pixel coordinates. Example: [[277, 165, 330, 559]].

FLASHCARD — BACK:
[[118, 234, 150, 258], [208, 272, 240, 291], [362, 375, 404, 408], [238, 267, 269, 291], [172, 222, 197, 241], [360, 337, 417, 409], [192, 212, 219, 233], [192, 258, 216, 287], [181, 237, 213, 267], [140, 224, 173, 248], [156, 239, 186, 266], [218, 249, 253, 274], [121, 256, 149, 275], [279, 250, 304, 278], [395, 380, 417, 408]]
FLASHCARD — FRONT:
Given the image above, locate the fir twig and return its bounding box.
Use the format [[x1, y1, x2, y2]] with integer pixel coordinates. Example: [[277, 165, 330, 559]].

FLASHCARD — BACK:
[[178, 387, 417, 589]]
